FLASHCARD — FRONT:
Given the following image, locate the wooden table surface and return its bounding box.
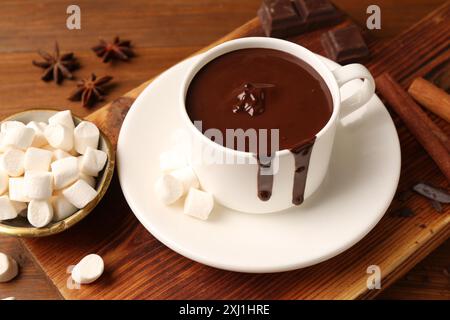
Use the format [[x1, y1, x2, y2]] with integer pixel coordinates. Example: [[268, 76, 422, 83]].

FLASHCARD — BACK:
[[0, 0, 448, 300]]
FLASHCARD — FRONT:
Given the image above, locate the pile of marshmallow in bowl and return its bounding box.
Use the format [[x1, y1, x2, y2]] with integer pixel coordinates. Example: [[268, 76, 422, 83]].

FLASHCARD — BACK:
[[0, 110, 107, 228], [156, 146, 214, 220]]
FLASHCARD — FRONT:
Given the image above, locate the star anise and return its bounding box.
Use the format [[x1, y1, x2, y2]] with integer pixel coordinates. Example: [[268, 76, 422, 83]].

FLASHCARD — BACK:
[[92, 36, 134, 63], [68, 74, 113, 108], [32, 42, 79, 84]]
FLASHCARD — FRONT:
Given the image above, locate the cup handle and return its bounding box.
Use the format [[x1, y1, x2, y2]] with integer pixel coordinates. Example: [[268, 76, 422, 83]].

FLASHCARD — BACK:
[[332, 64, 375, 118]]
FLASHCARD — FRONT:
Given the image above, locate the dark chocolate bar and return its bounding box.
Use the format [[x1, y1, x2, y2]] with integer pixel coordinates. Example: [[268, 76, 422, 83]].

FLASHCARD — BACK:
[[321, 24, 369, 64], [258, 0, 306, 38], [258, 0, 343, 38], [294, 0, 343, 28]]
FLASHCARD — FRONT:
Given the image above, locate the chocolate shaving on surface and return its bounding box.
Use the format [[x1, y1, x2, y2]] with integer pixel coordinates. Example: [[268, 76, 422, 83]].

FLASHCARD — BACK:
[[392, 207, 415, 218], [413, 183, 450, 204]]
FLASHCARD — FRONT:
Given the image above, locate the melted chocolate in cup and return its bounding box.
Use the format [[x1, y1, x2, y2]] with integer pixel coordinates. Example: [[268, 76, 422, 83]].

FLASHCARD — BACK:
[[186, 48, 333, 205]]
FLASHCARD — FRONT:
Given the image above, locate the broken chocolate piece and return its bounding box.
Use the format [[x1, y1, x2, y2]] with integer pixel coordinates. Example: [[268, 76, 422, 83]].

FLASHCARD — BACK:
[[294, 0, 343, 29], [413, 182, 450, 204], [321, 24, 369, 64], [258, 0, 306, 38]]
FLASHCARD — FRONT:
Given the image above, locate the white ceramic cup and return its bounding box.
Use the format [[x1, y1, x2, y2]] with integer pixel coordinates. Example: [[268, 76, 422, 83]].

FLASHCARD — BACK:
[[179, 37, 375, 214]]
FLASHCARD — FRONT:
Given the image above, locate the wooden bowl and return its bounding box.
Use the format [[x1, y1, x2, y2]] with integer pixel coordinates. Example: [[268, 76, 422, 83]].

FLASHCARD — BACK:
[[0, 109, 115, 237]]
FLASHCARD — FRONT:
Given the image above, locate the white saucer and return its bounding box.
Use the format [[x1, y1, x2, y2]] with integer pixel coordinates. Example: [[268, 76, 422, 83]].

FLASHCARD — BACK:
[[117, 54, 401, 273]]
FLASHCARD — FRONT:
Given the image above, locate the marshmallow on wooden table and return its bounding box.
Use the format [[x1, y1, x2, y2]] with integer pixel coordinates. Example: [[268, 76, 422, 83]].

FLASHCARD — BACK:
[[51, 193, 78, 221], [1, 121, 25, 133], [2, 126, 35, 150], [0, 171, 8, 195], [1, 148, 25, 177], [24, 147, 53, 172], [0, 252, 19, 283], [0, 196, 18, 221], [26, 121, 48, 147], [48, 110, 75, 130], [51, 156, 79, 190], [27, 200, 53, 228], [1, 297, 16, 300], [170, 166, 199, 195], [159, 147, 188, 173], [24, 171, 53, 200], [154, 174, 183, 205], [8, 178, 29, 202], [79, 147, 107, 177], [74, 121, 100, 154], [44, 123, 74, 152], [62, 179, 98, 209], [53, 149, 71, 161], [183, 188, 214, 220], [71, 254, 104, 284]]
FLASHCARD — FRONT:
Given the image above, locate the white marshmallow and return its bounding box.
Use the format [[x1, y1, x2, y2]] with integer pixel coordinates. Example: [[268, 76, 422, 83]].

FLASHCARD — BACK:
[[79, 172, 96, 188], [45, 124, 73, 152], [51, 193, 78, 221], [1, 148, 25, 177], [26, 121, 48, 147], [0, 171, 8, 195], [79, 147, 107, 177], [2, 297, 16, 300], [27, 200, 53, 228], [24, 171, 53, 200], [51, 156, 78, 190], [0, 252, 19, 283], [159, 147, 188, 173], [53, 149, 71, 161], [74, 121, 100, 154], [62, 180, 97, 209], [183, 188, 214, 220], [11, 200, 27, 217], [8, 178, 30, 202], [71, 254, 104, 284], [1, 121, 25, 133], [48, 110, 75, 130], [24, 147, 53, 172], [2, 126, 35, 150], [0, 196, 18, 221], [0, 132, 5, 152], [154, 174, 183, 205], [170, 166, 199, 194]]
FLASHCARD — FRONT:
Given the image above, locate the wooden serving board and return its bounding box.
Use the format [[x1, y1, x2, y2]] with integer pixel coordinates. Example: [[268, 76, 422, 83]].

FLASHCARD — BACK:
[[21, 3, 449, 299]]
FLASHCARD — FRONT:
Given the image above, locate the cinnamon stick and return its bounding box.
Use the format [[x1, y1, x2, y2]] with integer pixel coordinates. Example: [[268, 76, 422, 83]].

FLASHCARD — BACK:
[[408, 77, 450, 123], [376, 73, 450, 181]]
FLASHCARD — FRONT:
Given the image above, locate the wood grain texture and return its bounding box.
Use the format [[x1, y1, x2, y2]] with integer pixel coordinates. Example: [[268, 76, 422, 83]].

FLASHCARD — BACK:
[[16, 2, 450, 300]]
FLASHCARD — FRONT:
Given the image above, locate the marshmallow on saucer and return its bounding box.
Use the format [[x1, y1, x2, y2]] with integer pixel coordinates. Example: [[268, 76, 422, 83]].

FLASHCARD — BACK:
[[0, 196, 18, 221], [27, 200, 53, 228], [74, 121, 99, 154], [79, 147, 107, 177], [11, 200, 27, 217], [0, 252, 19, 283], [51, 193, 78, 221], [48, 110, 75, 130], [159, 147, 188, 173], [45, 123, 74, 152], [24, 147, 53, 172], [154, 174, 183, 205], [79, 172, 96, 188], [26, 121, 48, 148], [62, 180, 97, 209], [1, 121, 25, 133], [1, 148, 25, 177], [53, 149, 71, 161], [170, 167, 199, 195], [183, 188, 214, 220], [8, 177, 30, 202], [24, 171, 53, 200], [0, 171, 8, 195], [2, 127, 35, 151], [51, 156, 79, 190], [71, 254, 104, 285]]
